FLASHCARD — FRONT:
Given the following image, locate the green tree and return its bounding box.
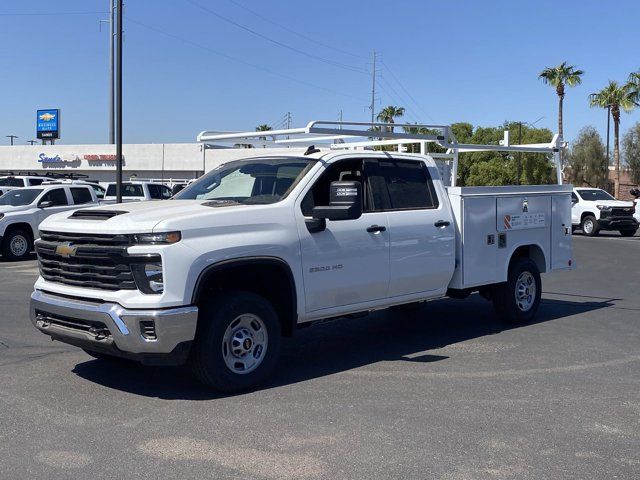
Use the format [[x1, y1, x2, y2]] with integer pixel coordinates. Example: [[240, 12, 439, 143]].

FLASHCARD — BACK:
[[589, 81, 636, 198], [255, 124, 272, 141], [627, 70, 640, 106], [538, 62, 584, 139], [567, 126, 608, 187], [622, 122, 640, 185], [376, 106, 405, 132]]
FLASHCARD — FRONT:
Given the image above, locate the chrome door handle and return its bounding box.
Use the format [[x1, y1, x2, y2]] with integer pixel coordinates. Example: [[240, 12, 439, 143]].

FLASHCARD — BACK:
[[434, 220, 450, 228], [366, 225, 386, 233]]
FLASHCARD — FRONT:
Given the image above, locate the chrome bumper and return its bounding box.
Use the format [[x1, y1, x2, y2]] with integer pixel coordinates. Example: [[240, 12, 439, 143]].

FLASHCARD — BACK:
[[30, 290, 198, 357]]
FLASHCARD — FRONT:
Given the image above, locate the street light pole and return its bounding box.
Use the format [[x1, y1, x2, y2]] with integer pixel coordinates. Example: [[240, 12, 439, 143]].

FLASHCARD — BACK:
[[109, 0, 115, 144], [27, 140, 37, 145], [6, 135, 18, 145], [115, 0, 123, 203]]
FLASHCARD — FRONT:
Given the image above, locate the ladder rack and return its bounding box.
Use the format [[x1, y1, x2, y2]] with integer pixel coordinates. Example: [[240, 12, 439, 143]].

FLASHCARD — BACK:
[[197, 120, 566, 186]]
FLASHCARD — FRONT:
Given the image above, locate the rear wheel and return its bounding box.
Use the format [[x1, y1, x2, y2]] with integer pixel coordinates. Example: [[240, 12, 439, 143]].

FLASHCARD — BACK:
[[2, 228, 32, 261], [581, 215, 599, 237], [492, 257, 541, 324], [619, 228, 637, 237], [189, 291, 281, 392]]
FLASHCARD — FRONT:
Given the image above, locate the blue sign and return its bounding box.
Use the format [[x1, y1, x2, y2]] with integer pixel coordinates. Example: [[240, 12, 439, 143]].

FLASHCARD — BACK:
[[37, 109, 60, 139]]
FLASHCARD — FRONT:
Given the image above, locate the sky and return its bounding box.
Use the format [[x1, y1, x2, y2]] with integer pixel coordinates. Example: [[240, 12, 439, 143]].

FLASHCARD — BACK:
[[1, 0, 639, 147]]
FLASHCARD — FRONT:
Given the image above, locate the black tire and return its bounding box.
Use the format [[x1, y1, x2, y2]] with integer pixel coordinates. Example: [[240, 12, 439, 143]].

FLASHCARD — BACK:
[[581, 215, 599, 237], [492, 257, 542, 324], [189, 291, 281, 392], [619, 229, 637, 237], [1, 228, 32, 261]]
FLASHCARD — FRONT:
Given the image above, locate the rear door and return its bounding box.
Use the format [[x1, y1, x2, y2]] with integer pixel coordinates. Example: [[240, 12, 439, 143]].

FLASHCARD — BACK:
[[371, 158, 455, 297]]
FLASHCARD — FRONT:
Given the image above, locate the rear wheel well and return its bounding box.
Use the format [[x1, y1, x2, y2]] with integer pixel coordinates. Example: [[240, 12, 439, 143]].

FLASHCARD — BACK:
[[192, 258, 297, 337], [510, 245, 546, 274]]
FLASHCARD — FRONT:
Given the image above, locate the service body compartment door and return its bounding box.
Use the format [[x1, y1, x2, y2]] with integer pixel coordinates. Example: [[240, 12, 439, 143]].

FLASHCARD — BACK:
[[496, 195, 552, 274], [551, 193, 573, 270], [462, 196, 497, 286]]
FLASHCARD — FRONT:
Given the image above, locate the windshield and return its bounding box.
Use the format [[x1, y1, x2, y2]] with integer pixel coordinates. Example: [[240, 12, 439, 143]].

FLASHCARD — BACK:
[[0, 188, 42, 206], [577, 189, 615, 201], [106, 183, 144, 197], [175, 158, 316, 205], [0, 177, 24, 187]]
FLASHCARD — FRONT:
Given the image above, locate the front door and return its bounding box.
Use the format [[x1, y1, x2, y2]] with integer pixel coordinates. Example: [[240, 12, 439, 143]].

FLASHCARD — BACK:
[[297, 158, 390, 312]]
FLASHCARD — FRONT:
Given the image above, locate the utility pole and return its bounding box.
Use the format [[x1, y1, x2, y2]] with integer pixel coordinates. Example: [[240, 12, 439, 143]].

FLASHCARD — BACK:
[[115, 0, 123, 203], [27, 140, 37, 145], [286, 112, 291, 129], [109, 0, 115, 144], [6, 135, 18, 145], [517, 122, 522, 185], [370, 51, 376, 124]]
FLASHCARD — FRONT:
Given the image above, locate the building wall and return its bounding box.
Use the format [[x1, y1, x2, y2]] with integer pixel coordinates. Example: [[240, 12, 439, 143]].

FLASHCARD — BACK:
[[0, 143, 313, 183]]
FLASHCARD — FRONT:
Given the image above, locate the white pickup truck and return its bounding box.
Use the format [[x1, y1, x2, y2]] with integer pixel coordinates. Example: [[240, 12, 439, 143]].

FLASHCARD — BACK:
[[0, 184, 100, 260], [571, 187, 637, 237], [103, 181, 173, 202], [29, 122, 573, 392]]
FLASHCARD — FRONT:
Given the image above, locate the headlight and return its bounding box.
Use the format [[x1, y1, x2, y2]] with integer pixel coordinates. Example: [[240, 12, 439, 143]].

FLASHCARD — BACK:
[[131, 260, 164, 294], [596, 205, 612, 211], [133, 231, 181, 244]]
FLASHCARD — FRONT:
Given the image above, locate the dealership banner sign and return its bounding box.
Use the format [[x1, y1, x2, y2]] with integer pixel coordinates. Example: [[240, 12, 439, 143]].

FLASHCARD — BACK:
[[36, 109, 60, 139]]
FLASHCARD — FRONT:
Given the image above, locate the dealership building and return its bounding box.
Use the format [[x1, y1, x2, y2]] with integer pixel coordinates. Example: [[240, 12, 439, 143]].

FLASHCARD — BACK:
[[0, 143, 304, 184]]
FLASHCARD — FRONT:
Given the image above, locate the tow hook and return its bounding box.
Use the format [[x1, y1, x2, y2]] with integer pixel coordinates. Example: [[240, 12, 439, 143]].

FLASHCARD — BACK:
[[88, 327, 110, 341]]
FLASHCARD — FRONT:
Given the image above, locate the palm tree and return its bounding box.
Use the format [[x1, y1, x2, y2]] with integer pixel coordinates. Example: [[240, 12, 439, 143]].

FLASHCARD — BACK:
[[538, 62, 584, 139], [255, 124, 272, 141], [376, 106, 405, 132], [589, 81, 636, 198], [627, 70, 640, 106]]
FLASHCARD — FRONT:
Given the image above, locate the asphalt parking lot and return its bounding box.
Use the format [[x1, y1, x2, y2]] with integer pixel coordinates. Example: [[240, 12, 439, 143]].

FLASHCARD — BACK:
[[1, 234, 639, 479]]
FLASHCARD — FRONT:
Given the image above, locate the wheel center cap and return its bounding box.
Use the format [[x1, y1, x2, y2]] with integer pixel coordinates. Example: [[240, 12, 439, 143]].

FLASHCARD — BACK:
[[243, 338, 252, 350]]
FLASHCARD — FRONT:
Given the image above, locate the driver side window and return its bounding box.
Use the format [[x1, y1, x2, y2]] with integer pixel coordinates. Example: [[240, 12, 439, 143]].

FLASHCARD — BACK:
[[40, 188, 68, 206], [301, 159, 369, 216]]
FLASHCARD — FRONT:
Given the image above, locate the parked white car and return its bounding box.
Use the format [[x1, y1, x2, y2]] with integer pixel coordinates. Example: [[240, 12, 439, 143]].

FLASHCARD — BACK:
[[43, 179, 107, 200], [0, 184, 100, 260], [571, 187, 638, 237], [103, 181, 173, 202], [0, 174, 49, 197]]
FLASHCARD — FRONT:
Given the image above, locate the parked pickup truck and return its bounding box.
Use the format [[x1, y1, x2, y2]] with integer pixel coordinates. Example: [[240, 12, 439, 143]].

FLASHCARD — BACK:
[[0, 184, 100, 260], [0, 174, 49, 197], [29, 150, 573, 391], [571, 187, 637, 237], [104, 181, 173, 202]]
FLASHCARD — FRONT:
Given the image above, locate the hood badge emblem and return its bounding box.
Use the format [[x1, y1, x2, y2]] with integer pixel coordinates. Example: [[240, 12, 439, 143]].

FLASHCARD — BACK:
[[55, 242, 77, 258]]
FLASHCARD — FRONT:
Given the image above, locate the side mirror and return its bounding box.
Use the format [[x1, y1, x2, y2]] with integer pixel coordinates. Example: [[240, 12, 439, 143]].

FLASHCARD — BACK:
[[172, 184, 185, 196], [38, 200, 53, 208], [312, 181, 363, 221]]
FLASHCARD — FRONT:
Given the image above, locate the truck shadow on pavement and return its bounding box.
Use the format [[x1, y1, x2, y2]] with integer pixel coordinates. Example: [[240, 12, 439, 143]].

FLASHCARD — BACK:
[[71, 294, 614, 400]]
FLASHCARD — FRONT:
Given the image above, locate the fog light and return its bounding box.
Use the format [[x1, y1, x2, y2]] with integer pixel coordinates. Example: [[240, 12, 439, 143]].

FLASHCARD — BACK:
[[145, 263, 164, 293]]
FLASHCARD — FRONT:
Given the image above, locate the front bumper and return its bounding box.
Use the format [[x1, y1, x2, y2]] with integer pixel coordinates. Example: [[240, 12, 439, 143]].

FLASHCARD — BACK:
[[30, 289, 198, 365], [597, 216, 638, 230]]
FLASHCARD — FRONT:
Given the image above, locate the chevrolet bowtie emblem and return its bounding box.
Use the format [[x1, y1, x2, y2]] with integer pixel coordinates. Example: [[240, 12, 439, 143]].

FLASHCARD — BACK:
[[55, 242, 77, 258]]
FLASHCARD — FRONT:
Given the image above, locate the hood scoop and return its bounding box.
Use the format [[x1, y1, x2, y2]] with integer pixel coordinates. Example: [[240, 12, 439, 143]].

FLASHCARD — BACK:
[[69, 209, 127, 220]]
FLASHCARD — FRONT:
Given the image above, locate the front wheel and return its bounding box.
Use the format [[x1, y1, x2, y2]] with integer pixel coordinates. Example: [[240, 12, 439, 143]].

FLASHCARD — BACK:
[[2, 228, 32, 261], [581, 215, 599, 237], [619, 228, 637, 237], [492, 257, 542, 324], [189, 291, 281, 392]]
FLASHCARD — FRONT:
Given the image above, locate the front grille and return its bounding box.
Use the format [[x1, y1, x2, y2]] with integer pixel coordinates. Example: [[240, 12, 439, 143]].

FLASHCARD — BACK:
[[36, 231, 157, 291], [610, 207, 634, 217], [34, 310, 112, 340]]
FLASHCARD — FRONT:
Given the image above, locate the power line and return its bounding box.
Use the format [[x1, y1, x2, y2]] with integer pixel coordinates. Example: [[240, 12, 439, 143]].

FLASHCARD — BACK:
[[381, 60, 434, 122], [0, 11, 107, 16], [224, 0, 367, 61], [127, 18, 368, 103], [184, 0, 368, 75]]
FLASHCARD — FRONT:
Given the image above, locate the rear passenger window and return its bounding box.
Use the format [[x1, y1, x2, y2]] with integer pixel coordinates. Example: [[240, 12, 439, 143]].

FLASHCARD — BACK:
[[377, 160, 439, 210], [71, 188, 93, 205], [29, 179, 44, 186], [148, 184, 162, 199]]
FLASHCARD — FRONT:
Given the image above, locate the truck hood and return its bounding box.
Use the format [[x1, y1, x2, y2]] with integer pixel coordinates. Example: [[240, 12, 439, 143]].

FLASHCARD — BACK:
[[38, 199, 249, 234], [581, 199, 635, 207], [0, 204, 31, 214]]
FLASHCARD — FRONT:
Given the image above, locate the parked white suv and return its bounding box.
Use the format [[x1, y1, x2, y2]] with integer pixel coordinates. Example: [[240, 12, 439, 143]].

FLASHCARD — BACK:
[[0, 184, 99, 260], [104, 181, 173, 202], [571, 187, 637, 237]]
